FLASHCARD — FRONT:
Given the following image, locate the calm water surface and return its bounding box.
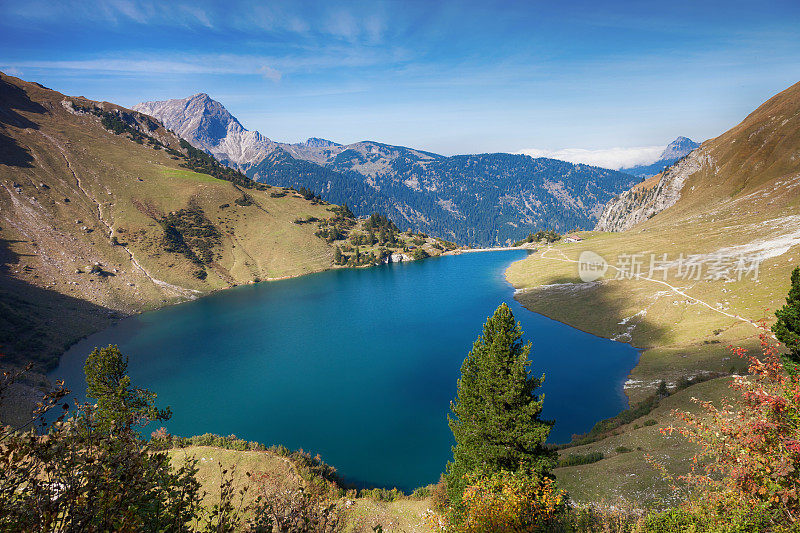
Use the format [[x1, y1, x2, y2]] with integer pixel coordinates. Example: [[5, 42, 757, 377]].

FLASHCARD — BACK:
[[53, 250, 637, 490]]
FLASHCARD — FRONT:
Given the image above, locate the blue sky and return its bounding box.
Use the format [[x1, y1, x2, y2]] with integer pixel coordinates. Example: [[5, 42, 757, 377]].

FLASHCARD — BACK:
[[1, 0, 799, 163]]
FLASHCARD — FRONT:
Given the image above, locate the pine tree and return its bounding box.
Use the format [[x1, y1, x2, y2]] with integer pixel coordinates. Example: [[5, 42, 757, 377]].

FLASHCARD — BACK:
[[84, 344, 171, 432], [773, 266, 800, 364], [445, 303, 556, 509]]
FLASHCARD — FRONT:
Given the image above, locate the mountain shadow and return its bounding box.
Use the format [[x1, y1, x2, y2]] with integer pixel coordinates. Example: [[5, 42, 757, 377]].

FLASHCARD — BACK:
[[0, 76, 46, 167], [0, 237, 117, 372]]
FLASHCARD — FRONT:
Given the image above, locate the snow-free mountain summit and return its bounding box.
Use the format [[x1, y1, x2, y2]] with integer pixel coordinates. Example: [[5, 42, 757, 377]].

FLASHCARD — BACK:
[[619, 136, 700, 177]]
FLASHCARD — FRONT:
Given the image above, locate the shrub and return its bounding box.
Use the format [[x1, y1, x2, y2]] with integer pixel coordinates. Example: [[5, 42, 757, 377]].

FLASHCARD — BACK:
[[458, 471, 567, 533], [247, 475, 340, 532], [358, 487, 405, 501], [0, 351, 200, 531], [411, 486, 432, 499], [430, 475, 449, 511], [642, 507, 700, 532], [234, 194, 254, 206], [660, 325, 800, 528], [558, 451, 604, 467], [413, 248, 430, 260]]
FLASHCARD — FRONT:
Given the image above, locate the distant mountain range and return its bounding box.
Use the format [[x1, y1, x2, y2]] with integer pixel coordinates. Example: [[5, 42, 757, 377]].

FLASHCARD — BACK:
[[619, 136, 700, 177], [134, 94, 639, 246]]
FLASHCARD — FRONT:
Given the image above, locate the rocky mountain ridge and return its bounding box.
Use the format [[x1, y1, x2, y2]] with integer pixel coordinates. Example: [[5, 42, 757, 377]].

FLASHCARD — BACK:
[[135, 94, 639, 245], [132, 93, 279, 169], [595, 148, 711, 231]]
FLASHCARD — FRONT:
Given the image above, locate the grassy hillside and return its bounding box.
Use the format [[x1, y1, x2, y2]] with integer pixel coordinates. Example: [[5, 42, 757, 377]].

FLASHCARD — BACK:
[[0, 72, 336, 372], [508, 80, 800, 403], [554, 376, 736, 507], [165, 445, 437, 532]]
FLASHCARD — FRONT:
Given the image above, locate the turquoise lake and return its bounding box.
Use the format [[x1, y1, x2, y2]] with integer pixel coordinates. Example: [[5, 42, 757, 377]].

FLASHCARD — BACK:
[[53, 250, 638, 491]]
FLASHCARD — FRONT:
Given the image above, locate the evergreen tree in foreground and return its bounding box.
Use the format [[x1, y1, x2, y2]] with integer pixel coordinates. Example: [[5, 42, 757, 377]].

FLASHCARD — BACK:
[[773, 266, 800, 365], [84, 344, 171, 432], [445, 303, 556, 509]]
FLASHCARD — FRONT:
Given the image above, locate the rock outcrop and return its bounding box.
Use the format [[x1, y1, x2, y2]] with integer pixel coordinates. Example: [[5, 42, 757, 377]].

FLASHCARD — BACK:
[[595, 148, 710, 231]]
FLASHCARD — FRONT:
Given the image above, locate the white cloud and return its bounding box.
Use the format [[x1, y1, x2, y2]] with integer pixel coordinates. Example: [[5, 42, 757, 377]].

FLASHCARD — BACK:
[[259, 65, 282, 82], [514, 145, 665, 170], [8, 0, 213, 28], [4, 48, 391, 77], [325, 10, 360, 41]]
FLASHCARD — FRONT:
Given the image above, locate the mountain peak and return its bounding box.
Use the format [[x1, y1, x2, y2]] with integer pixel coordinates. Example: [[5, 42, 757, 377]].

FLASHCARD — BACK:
[[134, 93, 242, 147], [660, 136, 699, 160], [304, 137, 340, 148], [133, 93, 276, 168], [619, 135, 700, 177]]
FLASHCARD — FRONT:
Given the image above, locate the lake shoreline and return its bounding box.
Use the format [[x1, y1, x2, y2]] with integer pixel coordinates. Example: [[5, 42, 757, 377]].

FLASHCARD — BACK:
[[57, 244, 534, 360], [504, 256, 643, 404]]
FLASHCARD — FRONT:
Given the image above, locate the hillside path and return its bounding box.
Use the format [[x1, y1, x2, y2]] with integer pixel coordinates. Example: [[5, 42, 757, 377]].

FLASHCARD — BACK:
[[534, 246, 759, 329], [41, 131, 199, 299]]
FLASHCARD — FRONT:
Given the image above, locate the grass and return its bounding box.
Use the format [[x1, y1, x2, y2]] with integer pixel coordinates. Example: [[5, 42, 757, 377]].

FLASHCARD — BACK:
[[166, 445, 438, 532], [505, 84, 800, 505], [0, 73, 340, 422], [0, 73, 452, 419], [158, 166, 224, 184], [504, 207, 797, 504], [341, 498, 435, 533], [0, 73, 338, 371], [167, 445, 302, 510], [505, 81, 800, 401]]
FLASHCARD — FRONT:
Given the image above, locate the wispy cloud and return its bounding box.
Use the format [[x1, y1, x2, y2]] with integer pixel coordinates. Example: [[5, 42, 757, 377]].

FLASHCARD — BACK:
[[4, 47, 403, 78], [5, 0, 394, 43], [0, 66, 24, 78], [514, 146, 665, 170], [5, 0, 214, 28], [259, 66, 282, 82]]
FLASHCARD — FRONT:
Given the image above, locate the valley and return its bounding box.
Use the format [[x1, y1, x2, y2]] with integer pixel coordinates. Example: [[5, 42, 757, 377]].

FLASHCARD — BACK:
[[50, 249, 637, 491], [0, 72, 450, 424], [506, 80, 800, 504], [1, 46, 799, 533]]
